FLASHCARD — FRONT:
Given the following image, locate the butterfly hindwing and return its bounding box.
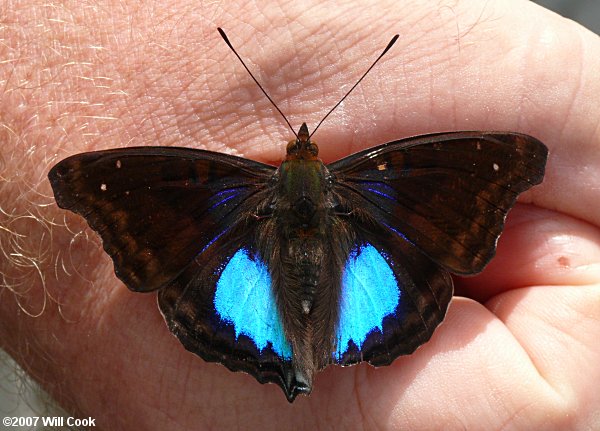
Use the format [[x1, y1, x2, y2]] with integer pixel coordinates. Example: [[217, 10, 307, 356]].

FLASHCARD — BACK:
[[157, 234, 300, 400], [328, 132, 547, 275], [333, 226, 453, 366], [48, 147, 276, 292]]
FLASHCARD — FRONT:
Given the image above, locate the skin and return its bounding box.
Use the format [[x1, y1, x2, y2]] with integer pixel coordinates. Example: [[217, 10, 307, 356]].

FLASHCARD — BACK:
[[1, 0, 600, 429]]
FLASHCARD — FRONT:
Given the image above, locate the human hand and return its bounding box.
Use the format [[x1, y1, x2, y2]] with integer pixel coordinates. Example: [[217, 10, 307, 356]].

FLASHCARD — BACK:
[[1, 1, 599, 429]]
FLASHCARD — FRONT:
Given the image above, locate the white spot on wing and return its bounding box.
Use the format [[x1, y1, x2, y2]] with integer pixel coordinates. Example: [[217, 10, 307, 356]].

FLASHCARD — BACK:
[[493, 163, 499, 172], [100, 183, 107, 191]]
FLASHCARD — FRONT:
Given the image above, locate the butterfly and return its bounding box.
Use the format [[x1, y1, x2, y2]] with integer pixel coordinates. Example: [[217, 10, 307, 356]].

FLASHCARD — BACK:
[[48, 29, 548, 402]]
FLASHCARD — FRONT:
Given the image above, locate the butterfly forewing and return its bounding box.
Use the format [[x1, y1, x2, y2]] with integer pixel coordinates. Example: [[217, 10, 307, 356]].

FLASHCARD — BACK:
[[49, 147, 276, 292], [328, 132, 547, 275]]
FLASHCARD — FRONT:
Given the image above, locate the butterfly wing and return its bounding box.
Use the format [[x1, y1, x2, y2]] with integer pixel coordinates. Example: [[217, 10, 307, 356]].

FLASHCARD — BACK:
[[157, 234, 304, 401], [328, 132, 547, 366], [50, 147, 301, 398], [328, 132, 548, 275], [332, 226, 453, 366], [48, 146, 276, 292]]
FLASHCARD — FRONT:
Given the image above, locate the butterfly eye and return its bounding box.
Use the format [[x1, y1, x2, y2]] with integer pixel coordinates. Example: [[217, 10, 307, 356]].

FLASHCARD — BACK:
[[286, 140, 298, 154], [308, 142, 319, 156]]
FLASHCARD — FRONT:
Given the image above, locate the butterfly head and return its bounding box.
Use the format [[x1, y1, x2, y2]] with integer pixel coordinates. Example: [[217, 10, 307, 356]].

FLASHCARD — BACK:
[[286, 123, 319, 161]]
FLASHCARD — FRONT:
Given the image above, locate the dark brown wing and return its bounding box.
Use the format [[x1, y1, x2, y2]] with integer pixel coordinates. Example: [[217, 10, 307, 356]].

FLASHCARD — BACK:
[[49, 146, 276, 291], [328, 132, 547, 275]]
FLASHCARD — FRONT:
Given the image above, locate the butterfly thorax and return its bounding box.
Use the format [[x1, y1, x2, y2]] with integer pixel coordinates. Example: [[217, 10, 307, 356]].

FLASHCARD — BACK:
[[277, 123, 332, 227]]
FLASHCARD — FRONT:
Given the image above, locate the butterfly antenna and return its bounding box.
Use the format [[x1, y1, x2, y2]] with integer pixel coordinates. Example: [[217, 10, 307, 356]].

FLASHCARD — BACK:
[[310, 34, 399, 138], [218, 28, 297, 139]]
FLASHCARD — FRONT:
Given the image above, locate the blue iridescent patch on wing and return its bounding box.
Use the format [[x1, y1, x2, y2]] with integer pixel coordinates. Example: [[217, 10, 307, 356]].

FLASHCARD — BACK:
[[365, 181, 397, 202], [215, 248, 292, 359], [335, 244, 400, 360], [209, 187, 242, 210]]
